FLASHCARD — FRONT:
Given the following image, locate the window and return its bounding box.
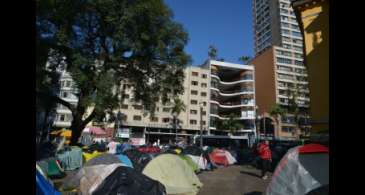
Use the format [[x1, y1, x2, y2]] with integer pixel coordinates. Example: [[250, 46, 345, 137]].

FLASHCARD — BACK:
[[190, 110, 197, 114], [281, 29, 290, 35], [281, 36, 291, 43], [191, 90, 198, 95], [192, 72, 199, 76], [203, 101, 207, 106], [190, 120, 197, 125], [277, 65, 292, 72], [295, 60, 303, 66], [123, 94, 130, 99], [191, 100, 198, 105], [163, 118, 170, 123], [202, 121, 206, 125], [276, 49, 291, 57], [133, 115, 142, 121], [281, 16, 289, 21], [121, 104, 128, 109], [150, 117, 158, 122], [294, 53, 303, 58], [202, 111, 206, 116], [156, 107, 159, 111], [133, 105, 143, 110], [59, 114, 65, 122], [121, 115, 127, 121], [293, 46, 302, 52], [60, 81, 65, 87], [202, 74, 207, 79], [276, 57, 292, 64], [282, 126, 294, 132], [65, 81, 71, 87], [201, 83, 207, 88], [62, 92, 68, 98], [282, 44, 291, 49], [163, 107, 170, 112], [292, 31, 302, 37], [191, 81, 198, 86], [201, 92, 207, 97], [280, 8, 289, 14]]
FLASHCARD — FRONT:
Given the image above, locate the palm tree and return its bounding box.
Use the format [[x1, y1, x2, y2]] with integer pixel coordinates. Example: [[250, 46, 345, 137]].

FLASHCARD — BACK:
[[170, 98, 186, 143], [238, 56, 251, 64], [269, 103, 287, 124], [208, 45, 218, 60], [221, 113, 244, 135]]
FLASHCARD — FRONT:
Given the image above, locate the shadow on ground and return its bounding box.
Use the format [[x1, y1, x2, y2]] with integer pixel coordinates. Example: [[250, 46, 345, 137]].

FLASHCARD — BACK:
[[240, 171, 261, 178], [243, 191, 262, 195]]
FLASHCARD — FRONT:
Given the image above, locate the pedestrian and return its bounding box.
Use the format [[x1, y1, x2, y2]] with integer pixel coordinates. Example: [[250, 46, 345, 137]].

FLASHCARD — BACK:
[[258, 140, 272, 180]]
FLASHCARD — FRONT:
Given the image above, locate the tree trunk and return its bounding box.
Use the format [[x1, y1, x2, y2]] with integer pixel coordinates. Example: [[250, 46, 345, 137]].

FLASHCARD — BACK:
[[69, 118, 86, 145]]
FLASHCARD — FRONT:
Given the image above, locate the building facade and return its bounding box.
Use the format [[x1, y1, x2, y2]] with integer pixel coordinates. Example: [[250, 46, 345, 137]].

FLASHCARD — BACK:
[[252, 0, 311, 141], [292, 0, 329, 133], [53, 60, 257, 145]]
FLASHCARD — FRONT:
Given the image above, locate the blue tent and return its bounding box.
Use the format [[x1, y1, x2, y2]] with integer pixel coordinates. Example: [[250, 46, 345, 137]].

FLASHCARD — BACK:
[[116, 154, 133, 168], [36, 170, 61, 195]]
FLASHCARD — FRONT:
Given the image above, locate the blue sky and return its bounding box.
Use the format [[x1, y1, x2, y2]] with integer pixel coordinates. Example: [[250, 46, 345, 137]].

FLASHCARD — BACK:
[[164, 0, 253, 65]]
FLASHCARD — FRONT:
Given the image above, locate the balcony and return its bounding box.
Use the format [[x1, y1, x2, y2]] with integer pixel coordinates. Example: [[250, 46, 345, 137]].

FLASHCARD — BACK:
[[211, 74, 254, 85]]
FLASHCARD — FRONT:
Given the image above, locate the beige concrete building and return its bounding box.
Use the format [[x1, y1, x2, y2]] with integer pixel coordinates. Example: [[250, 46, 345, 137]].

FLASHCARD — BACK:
[[53, 60, 257, 145]]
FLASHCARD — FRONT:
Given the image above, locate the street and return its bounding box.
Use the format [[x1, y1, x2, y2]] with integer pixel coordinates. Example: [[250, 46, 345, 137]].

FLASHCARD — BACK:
[[198, 165, 271, 195]]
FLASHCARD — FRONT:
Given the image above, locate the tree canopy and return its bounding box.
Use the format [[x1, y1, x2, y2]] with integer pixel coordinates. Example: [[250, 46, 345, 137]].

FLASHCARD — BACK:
[[36, 0, 191, 144]]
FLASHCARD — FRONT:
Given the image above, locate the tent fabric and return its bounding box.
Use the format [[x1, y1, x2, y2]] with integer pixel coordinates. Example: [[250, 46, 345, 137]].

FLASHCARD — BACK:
[[209, 149, 229, 167], [187, 155, 208, 170], [88, 127, 107, 135], [83, 142, 107, 153], [224, 150, 237, 165], [179, 155, 199, 172], [143, 154, 202, 195], [37, 157, 65, 179], [138, 146, 161, 153], [56, 146, 83, 171], [298, 144, 329, 154], [93, 166, 166, 195], [63, 163, 122, 195], [85, 153, 122, 167], [36, 169, 61, 195], [83, 151, 105, 162], [266, 144, 329, 195], [80, 133, 93, 146], [116, 154, 134, 168], [124, 149, 153, 172]]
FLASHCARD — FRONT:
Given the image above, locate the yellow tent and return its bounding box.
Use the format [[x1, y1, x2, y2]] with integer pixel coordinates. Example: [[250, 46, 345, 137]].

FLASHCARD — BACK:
[[83, 151, 105, 162], [142, 154, 202, 195], [50, 129, 72, 137]]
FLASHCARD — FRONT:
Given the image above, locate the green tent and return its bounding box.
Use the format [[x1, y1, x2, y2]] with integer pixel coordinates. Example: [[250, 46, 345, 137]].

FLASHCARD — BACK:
[[179, 155, 199, 173], [143, 154, 202, 195], [37, 157, 65, 179]]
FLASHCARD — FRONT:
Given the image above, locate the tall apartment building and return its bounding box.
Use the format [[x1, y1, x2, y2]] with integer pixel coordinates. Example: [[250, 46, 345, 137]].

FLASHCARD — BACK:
[[252, 0, 311, 141], [52, 60, 256, 145]]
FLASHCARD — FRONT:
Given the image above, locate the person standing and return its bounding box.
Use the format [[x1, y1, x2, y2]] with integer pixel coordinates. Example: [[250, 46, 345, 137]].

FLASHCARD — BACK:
[[258, 140, 272, 180]]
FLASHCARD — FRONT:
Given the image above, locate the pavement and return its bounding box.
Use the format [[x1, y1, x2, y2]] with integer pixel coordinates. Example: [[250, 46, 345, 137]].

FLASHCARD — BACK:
[[197, 165, 272, 195]]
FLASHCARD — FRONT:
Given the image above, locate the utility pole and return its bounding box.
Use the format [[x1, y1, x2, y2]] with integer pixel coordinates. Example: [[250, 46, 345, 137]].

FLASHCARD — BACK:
[[200, 102, 204, 148]]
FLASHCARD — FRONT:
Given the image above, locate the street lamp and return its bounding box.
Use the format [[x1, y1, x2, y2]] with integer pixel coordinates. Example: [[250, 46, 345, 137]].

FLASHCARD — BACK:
[[115, 111, 123, 138], [199, 102, 204, 148]]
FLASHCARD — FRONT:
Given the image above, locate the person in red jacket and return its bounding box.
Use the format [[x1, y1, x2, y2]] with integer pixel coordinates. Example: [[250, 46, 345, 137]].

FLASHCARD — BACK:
[[258, 140, 272, 180]]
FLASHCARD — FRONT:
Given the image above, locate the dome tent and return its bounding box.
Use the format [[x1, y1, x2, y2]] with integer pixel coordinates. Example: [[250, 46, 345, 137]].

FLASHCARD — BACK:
[[266, 144, 329, 195], [142, 154, 202, 195]]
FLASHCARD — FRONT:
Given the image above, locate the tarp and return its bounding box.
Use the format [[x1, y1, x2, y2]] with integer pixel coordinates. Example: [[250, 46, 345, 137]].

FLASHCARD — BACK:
[[62, 163, 122, 195], [56, 146, 83, 171], [209, 149, 229, 167], [179, 155, 199, 172], [36, 169, 61, 195], [88, 126, 106, 135], [116, 154, 134, 168], [93, 166, 166, 195], [37, 157, 65, 179], [143, 154, 202, 195], [85, 153, 122, 167], [83, 151, 105, 162], [138, 146, 161, 153], [80, 132, 93, 146], [187, 154, 208, 170], [124, 149, 153, 172], [266, 144, 329, 195]]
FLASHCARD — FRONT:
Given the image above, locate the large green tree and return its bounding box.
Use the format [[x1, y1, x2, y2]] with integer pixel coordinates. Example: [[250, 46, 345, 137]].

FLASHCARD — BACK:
[[220, 113, 244, 134], [36, 0, 191, 144]]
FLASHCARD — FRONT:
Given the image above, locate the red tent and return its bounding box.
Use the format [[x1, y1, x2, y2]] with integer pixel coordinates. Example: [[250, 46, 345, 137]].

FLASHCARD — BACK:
[[138, 146, 161, 153], [209, 149, 229, 167], [266, 144, 329, 195]]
